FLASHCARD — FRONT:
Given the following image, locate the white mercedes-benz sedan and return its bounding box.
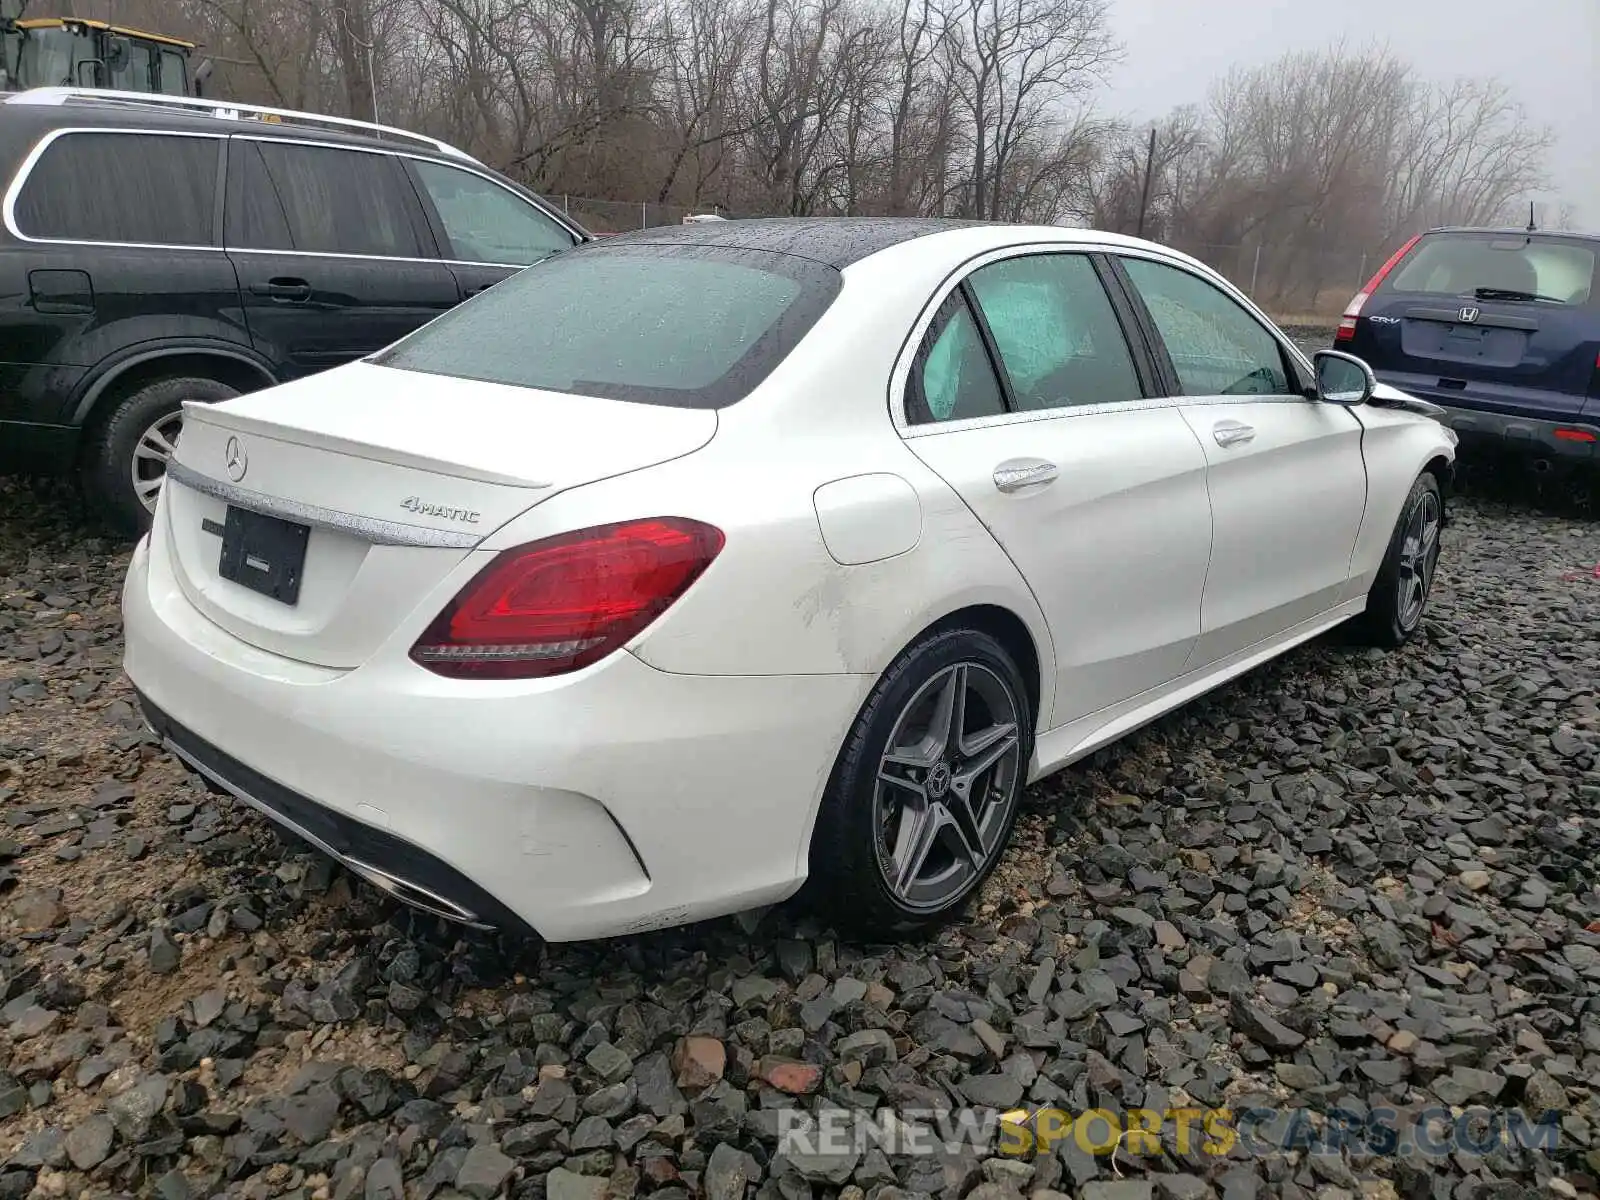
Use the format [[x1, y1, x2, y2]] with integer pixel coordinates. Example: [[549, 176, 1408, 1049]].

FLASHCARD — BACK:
[[122, 219, 1456, 942]]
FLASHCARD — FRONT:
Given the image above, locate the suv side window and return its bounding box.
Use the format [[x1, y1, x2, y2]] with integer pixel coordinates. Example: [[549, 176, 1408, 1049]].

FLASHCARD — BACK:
[[228, 139, 426, 258], [966, 253, 1143, 410], [13, 131, 219, 246], [1120, 257, 1292, 396], [906, 291, 1006, 425], [409, 159, 576, 264]]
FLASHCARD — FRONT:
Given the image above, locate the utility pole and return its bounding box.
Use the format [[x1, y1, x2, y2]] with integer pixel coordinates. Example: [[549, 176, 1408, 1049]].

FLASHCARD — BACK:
[[1135, 126, 1157, 239]]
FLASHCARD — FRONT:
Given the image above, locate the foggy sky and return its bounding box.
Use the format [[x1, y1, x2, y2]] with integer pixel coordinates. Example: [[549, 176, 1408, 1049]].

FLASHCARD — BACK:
[[1104, 0, 1598, 229]]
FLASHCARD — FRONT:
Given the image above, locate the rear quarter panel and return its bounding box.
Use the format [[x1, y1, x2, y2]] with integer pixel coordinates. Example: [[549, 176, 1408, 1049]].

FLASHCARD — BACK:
[[475, 417, 1054, 704]]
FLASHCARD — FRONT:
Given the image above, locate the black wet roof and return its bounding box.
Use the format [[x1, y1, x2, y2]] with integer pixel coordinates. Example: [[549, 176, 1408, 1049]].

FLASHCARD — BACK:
[[596, 217, 998, 268]]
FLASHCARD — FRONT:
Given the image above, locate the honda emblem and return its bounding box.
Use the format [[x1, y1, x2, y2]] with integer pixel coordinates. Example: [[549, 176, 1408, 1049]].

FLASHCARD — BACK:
[[1458, 306, 1480, 324]]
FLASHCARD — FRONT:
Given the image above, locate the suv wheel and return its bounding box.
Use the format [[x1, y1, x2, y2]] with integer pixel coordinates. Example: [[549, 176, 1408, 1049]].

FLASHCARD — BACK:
[[83, 375, 240, 536]]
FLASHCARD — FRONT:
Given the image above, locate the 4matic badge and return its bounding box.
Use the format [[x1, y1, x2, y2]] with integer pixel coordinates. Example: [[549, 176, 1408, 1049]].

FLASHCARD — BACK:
[[401, 496, 480, 525]]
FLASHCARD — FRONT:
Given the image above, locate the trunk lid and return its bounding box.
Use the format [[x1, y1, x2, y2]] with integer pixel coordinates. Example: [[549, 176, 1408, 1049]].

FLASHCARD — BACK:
[[161, 362, 718, 668]]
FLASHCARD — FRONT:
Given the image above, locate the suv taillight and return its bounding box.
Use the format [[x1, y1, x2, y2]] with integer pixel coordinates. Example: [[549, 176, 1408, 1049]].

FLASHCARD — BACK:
[[1336, 234, 1422, 342], [410, 517, 724, 679]]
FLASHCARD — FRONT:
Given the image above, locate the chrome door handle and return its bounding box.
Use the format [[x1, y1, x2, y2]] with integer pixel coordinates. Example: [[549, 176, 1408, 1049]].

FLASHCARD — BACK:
[[993, 458, 1059, 492], [1213, 420, 1255, 448]]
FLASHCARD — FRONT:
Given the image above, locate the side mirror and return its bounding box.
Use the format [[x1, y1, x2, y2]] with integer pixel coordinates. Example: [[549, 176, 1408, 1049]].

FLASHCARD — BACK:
[[104, 36, 129, 71], [1313, 349, 1375, 405], [194, 57, 213, 95], [74, 57, 104, 87]]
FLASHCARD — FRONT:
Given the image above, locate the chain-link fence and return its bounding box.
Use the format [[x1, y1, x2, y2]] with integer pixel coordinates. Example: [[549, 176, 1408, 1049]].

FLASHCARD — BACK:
[[1177, 242, 1375, 322], [553, 196, 1372, 320], [554, 196, 735, 233]]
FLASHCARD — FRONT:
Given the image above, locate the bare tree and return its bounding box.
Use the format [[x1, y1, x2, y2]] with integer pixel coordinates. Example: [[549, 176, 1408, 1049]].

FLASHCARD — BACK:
[[940, 0, 1117, 218], [135, 3, 1553, 278]]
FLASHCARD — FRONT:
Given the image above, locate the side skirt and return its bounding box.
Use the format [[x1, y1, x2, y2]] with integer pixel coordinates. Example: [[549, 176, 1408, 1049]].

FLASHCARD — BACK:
[[1029, 597, 1366, 781]]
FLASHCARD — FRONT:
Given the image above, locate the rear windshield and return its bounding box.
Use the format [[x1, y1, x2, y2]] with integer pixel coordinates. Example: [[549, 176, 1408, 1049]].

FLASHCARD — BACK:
[[1386, 234, 1596, 306], [374, 243, 842, 408]]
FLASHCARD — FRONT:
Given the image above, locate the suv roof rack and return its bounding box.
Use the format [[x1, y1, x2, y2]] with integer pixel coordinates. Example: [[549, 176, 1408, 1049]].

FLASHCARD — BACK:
[[5, 88, 482, 164]]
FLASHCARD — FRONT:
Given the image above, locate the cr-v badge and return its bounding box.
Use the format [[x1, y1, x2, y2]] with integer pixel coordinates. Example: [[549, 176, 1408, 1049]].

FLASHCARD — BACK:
[[224, 436, 248, 482]]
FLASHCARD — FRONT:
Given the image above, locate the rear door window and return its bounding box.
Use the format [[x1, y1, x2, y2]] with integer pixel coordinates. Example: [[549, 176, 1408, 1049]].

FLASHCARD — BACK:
[[1385, 234, 1596, 306], [227, 139, 427, 258], [12, 130, 219, 246], [409, 159, 576, 265], [965, 253, 1144, 410], [375, 243, 840, 409], [906, 292, 1006, 424]]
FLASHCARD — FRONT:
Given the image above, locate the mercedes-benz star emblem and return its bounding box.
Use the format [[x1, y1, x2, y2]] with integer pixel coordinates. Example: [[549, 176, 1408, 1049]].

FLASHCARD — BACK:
[[926, 762, 952, 799], [224, 435, 248, 482]]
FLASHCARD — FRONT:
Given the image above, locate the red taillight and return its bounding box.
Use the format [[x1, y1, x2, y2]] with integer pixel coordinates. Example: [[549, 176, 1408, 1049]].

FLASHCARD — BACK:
[[1336, 234, 1422, 342], [1555, 428, 1596, 443], [411, 517, 724, 679]]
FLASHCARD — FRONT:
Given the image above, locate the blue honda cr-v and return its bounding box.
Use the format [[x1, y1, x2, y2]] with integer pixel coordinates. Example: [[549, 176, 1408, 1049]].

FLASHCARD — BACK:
[[1336, 227, 1599, 469]]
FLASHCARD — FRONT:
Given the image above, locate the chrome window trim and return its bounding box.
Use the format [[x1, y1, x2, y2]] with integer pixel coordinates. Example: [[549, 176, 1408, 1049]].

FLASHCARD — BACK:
[[214, 245, 541, 270], [2, 125, 582, 262], [891, 240, 1181, 437], [3, 126, 228, 250], [165, 460, 483, 550], [229, 132, 583, 255], [889, 239, 1314, 438]]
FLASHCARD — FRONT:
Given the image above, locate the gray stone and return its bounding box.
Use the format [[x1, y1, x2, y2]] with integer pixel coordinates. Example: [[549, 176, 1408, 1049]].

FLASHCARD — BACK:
[[706, 1141, 759, 1200], [64, 1114, 114, 1171], [585, 1041, 634, 1084], [456, 1143, 516, 1198], [547, 1168, 609, 1200]]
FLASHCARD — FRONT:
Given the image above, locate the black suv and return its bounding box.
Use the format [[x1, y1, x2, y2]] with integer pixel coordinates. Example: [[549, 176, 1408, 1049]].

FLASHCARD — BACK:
[[0, 88, 589, 532], [1337, 226, 1599, 472]]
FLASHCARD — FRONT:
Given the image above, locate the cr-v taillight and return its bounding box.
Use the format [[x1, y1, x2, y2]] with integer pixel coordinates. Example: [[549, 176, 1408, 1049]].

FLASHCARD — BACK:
[[410, 517, 724, 679], [1336, 233, 1422, 342]]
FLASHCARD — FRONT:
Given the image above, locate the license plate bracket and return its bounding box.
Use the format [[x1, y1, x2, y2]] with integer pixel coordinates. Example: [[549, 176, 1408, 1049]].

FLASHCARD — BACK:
[[218, 506, 309, 605]]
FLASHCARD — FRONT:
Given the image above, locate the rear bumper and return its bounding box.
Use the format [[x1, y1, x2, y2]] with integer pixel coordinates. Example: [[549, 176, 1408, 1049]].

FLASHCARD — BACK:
[[1436, 405, 1597, 462], [121, 532, 869, 942], [1372, 378, 1596, 462], [137, 690, 530, 932]]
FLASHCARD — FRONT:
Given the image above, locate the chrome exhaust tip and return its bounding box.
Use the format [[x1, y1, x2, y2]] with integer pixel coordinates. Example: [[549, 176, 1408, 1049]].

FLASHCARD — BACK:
[[343, 856, 493, 930]]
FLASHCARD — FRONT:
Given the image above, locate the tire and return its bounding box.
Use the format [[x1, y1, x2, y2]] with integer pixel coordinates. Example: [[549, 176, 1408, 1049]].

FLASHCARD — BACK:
[[1351, 471, 1442, 648], [82, 375, 240, 537], [806, 627, 1034, 937]]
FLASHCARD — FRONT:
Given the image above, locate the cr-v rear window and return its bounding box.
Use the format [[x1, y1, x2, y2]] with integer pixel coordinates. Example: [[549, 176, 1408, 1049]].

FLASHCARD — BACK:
[[1385, 234, 1596, 306], [374, 243, 842, 409]]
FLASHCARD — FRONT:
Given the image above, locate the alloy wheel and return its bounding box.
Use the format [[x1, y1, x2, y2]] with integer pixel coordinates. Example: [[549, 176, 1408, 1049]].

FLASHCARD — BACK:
[[872, 661, 1023, 910], [132, 410, 185, 514], [1397, 489, 1440, 629]]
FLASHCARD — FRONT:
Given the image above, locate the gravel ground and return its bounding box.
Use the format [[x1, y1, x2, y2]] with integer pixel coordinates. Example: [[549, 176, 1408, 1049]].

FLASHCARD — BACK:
[[1, 465, 1598, 1200]]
